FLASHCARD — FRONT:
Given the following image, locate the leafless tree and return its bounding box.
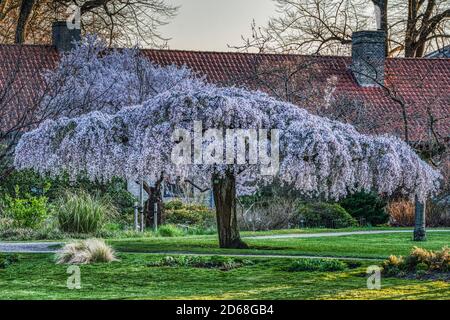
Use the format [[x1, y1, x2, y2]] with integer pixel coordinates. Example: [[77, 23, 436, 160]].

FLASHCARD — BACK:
[[225, 55, 380, 133], [234, 0, 450, 57], [0, 0, 178, 46]]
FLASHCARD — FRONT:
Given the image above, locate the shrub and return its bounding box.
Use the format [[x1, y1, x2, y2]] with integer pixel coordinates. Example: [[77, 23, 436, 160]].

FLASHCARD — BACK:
[[55, 191, 117, 233], [0, 187, 51, 229], [0, 171, 136, 224], [381, 255, 405, 276], [157, 224, 185, 237], [339, 192, 388, 226], [164, 199, 215, 227], [55, 239, 117, 264], [0, 169, 51, 199], [103, 178, 137, 225], [237, 182, 303, 231], [0, 253, 19, 269], [148, 255, 254, 271], [405, 246, 449, 272], [427, 198, 450, 227], [237, 195, 299, 231], [296, 202, 357, 228], [164, 199, 184, 210], [388, 198, 450, 227], [287, 258, 347, 272], [387, 200, 415, 226], [382, 246, 449, 276]]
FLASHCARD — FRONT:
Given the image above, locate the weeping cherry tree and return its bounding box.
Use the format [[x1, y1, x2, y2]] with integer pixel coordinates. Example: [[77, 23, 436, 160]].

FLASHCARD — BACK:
[[15, 83, 441, 248]]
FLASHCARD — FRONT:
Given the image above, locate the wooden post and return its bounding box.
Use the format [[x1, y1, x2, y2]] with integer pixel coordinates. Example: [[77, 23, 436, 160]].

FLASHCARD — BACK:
[[134, 201, 139, 232], [153, 202, 158, 232], [140, 180, 144, 232]]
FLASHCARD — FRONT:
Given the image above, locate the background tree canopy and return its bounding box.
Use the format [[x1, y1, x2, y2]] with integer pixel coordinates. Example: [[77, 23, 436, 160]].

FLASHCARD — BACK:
[[0, 0, 178, 46], [236, 0, 450, 57]]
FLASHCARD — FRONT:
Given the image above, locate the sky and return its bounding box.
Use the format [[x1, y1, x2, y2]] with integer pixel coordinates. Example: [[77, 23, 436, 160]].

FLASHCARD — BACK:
[[160, 0, 277, 51]]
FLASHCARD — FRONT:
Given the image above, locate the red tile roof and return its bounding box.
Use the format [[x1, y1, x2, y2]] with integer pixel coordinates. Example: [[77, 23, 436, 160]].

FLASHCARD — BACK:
[[0, 44, 59, 133], [1, 44, 449, 143]]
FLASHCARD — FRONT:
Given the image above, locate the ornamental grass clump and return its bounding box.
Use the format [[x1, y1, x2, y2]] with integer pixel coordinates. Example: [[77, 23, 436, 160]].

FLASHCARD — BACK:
[[55, 191, 117, 234], [55, 238, 118, 264]]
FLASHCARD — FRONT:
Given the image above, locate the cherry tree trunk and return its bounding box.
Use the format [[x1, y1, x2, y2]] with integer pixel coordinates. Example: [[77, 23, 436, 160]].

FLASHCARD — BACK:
[[212, 172, 248, 249], [413, 196, 427, 241], [144, 188, 164, 227], [143, 179, 164, 228]]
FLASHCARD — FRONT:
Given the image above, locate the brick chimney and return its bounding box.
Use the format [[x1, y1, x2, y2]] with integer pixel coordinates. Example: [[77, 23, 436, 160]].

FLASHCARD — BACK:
[[351, 31, 386, 87], [52, 21, 81, 52]]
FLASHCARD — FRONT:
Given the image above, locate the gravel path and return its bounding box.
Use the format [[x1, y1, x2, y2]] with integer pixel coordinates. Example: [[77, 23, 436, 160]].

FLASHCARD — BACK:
[[0, 229, 448, 254], [0, 241, 380, 260], [0, 242, 62, 253], [243, 229, 450, 240]]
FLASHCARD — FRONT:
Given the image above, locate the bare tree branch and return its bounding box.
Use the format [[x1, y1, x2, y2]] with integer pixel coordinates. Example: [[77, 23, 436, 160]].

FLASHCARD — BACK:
[[233, 0, 450, 57]]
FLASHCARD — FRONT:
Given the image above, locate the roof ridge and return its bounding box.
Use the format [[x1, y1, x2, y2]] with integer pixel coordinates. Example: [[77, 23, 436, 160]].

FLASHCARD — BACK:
[[0, 43, 55, 48], [141, 47, 351, 59], [1, 44, 449, 62], [386, 56, 450, 61]]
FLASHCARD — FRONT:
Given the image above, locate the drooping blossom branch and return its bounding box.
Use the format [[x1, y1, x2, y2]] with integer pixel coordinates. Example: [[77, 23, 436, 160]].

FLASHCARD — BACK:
[[15, 82, 441, 201]]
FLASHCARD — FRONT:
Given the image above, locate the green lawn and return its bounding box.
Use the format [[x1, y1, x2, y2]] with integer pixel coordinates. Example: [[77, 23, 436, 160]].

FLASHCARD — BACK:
[[109, 231, 450, 259], [1, 230, 448, 300], [0, 253, 448, 300]]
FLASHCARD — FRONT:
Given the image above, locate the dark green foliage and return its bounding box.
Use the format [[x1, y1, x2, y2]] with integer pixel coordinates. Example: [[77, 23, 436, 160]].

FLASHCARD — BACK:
[[164, 199, 215, 227], [287, 258, 347, 272], [0, 254, 19, 269], [0, 169, 52, 199], [339, 192, 388, 226], [345, 261, 363, 269], [148, 255, 254, 271], [102, 179, 136, 225], [296, 202, 357, 228]]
